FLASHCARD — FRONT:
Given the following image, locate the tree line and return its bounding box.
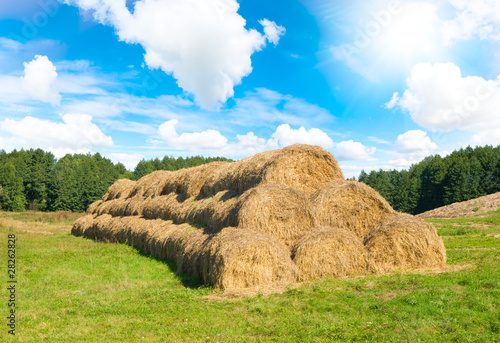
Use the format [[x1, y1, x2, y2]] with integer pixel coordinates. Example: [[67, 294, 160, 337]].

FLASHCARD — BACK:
[[358, 145, 500, 214], [0, 149, 231, 213]]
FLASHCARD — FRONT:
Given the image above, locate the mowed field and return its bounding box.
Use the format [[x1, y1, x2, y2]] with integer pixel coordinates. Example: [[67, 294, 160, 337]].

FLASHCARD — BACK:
[[1, 210, 499, 342]]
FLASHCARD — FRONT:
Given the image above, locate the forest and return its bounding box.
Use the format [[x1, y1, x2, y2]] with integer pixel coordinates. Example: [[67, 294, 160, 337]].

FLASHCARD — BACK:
[[359, 145, 500, 214], [0, 149, 230, 213], [1, 145, 499, 214]]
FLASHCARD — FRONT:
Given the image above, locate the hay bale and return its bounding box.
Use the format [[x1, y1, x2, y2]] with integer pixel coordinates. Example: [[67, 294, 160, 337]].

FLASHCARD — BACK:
[[235, 184, 316, 247], [122, 197, 146, 216], [86, 200, 102, 215], [311, 180, 395, 239], [102, 178, 136, 201], [364, 213, 447, 273], [129, 170, 172, 198], [71, 214, 95, 236], [202, 144, 344, 197], [291, 228, 368, 280], [168, 162, 230, 198], [203, 227, 298, 289]]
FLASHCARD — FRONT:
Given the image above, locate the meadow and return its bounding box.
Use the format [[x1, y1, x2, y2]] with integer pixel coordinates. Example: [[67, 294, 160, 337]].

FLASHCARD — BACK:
[[1, 210, 499, 342]]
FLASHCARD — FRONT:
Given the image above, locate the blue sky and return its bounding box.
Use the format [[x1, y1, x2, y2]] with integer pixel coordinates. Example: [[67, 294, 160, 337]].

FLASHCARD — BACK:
[[0, 0, 499, 176]]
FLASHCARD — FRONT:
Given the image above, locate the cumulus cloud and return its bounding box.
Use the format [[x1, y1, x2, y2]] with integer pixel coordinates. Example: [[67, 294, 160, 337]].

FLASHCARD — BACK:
[[390, 130, 438, 167], [333, 140, 376, 161], [22, 55, 61, 105], [158, 119, 228, 150], [388, 62, 500, 142], [155, 120, 375, 162], [272, 124, 335, 149], [0, 113, 113, 150], [394, 130, 438, 154], [443, 0, 500, 44], [65, 0, 284, 109]]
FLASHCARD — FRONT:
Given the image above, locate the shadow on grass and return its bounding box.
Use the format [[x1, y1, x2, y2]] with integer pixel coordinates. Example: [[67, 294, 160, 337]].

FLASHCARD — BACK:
[[139, 250, 208, 289], [77, 234, 208, 289]]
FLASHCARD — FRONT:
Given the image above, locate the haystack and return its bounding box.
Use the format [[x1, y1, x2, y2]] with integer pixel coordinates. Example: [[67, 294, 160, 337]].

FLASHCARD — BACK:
[[364, 213, 447, 273], [311, 180, 395, 239], [292, 228, 367, 280], [73, 144, 447, 291]]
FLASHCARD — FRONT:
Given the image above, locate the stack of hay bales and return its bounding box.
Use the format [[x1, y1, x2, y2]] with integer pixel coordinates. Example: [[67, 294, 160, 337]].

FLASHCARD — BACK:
[[72, 144, 446, 290]]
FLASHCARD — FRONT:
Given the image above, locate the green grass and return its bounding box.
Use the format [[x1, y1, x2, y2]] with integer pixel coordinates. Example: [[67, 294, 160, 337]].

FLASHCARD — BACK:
[[1, 210, 499, 342]]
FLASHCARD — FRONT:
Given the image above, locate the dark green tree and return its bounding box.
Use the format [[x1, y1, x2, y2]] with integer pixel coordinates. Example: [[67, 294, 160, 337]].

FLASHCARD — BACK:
[[0, 163, 27, 211]]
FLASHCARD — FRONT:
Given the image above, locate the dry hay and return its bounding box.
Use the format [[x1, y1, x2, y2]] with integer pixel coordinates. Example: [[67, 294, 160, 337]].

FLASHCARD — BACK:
[[418, 191, 500, 219], [86, 200, 102, 215], [102, 178, 136, 201], [203, 227, 298, 289], [129, 170, 172, 198], [71, 214, 95, 237], [202, 144, 344, 197], [364, 213, 447, 273], [166, 162, 230, 198], [122, 182, 316, 248], [230, 184, 316, 247], [292, 228, 368, 280], [311, 180, 395, 239]]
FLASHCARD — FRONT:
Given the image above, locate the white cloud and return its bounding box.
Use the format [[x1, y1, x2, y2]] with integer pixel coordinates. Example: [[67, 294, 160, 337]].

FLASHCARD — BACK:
[[384, 92, 399, 109], [470, 129, 500, 146], [259, 19, 286, 45], [394, 130, 438, 154], [0, 114, 113, 150], [367, 136, 390, 144], [22, 55, 61, 105], [158, 119, 228, 150], [389, 62, 500, 139], [333, 140, 376, 161], [443, 0, 500, 44], [108, 153, 145, 171], [389, 129, 438, 167], [65, 0, 284, 109], [272, 124, 335, 149]]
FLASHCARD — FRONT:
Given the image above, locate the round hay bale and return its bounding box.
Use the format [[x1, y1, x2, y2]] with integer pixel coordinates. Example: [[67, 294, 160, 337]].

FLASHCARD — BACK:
[[235, 184, 316, 247], [86, 200, 102, 215], [291, 228, 368, 280], [129, 170, 172, 198], [364, 213, 447, 273], [71, 214, 95, 236], [122, 197, 146, 216], [311, 180, 395, 239], [167, 162, 230, 198], [102, 178, 136, 201], [204, 227, 298, 289], [202, 144, 344, 197]]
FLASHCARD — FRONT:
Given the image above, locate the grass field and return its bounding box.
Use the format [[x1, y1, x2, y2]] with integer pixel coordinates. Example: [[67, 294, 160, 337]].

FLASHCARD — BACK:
[[1, 210, 499, 342]]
